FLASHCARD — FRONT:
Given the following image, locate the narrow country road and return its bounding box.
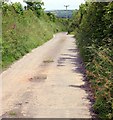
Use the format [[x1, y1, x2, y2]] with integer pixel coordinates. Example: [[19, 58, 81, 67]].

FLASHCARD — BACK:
[[1, 33, 92, 118]]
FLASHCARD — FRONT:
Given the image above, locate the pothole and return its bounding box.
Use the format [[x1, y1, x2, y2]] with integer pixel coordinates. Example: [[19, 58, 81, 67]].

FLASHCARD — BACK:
[[29, 74, 47, 82], [43, 58, 54, 63]]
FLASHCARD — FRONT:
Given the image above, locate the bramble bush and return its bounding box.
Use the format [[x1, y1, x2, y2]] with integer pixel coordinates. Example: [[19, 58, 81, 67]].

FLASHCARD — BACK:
[[69, 1, 113, 119]]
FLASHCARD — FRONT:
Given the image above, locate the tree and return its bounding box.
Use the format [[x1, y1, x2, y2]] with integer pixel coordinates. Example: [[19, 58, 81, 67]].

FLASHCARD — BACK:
[[24, 0, 44, 16]]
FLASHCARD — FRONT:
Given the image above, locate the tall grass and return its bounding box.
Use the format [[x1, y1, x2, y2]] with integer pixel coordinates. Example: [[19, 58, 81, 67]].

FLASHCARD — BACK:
[[2, 2, 64, 68]]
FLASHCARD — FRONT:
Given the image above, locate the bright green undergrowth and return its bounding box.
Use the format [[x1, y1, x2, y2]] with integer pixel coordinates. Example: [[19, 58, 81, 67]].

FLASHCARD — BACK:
[[69, 2, 113, 119], [2, 2, 65, 68]]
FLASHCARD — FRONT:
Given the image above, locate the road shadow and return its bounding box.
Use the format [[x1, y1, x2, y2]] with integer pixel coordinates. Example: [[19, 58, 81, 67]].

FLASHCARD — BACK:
[[57, 47, 97, 119], [57, 48, 86, 75]]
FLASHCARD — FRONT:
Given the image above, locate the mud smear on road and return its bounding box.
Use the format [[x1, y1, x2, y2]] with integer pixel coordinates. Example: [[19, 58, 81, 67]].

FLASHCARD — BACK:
[[2, 55, 55, 118], [29, 57, 54, 83], [29, 74, 47, 83], [2, 90, 33, 118], [2, 108, 24, 118]]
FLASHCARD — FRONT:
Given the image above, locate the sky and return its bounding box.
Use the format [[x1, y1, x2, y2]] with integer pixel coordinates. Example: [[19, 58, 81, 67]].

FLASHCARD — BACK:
[[10, 0, 85, 10], [42, 0, 85, 10]]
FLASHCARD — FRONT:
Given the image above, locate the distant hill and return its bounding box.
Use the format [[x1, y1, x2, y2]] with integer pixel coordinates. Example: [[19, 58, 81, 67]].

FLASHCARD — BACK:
[[45, 10, 74, 18]]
